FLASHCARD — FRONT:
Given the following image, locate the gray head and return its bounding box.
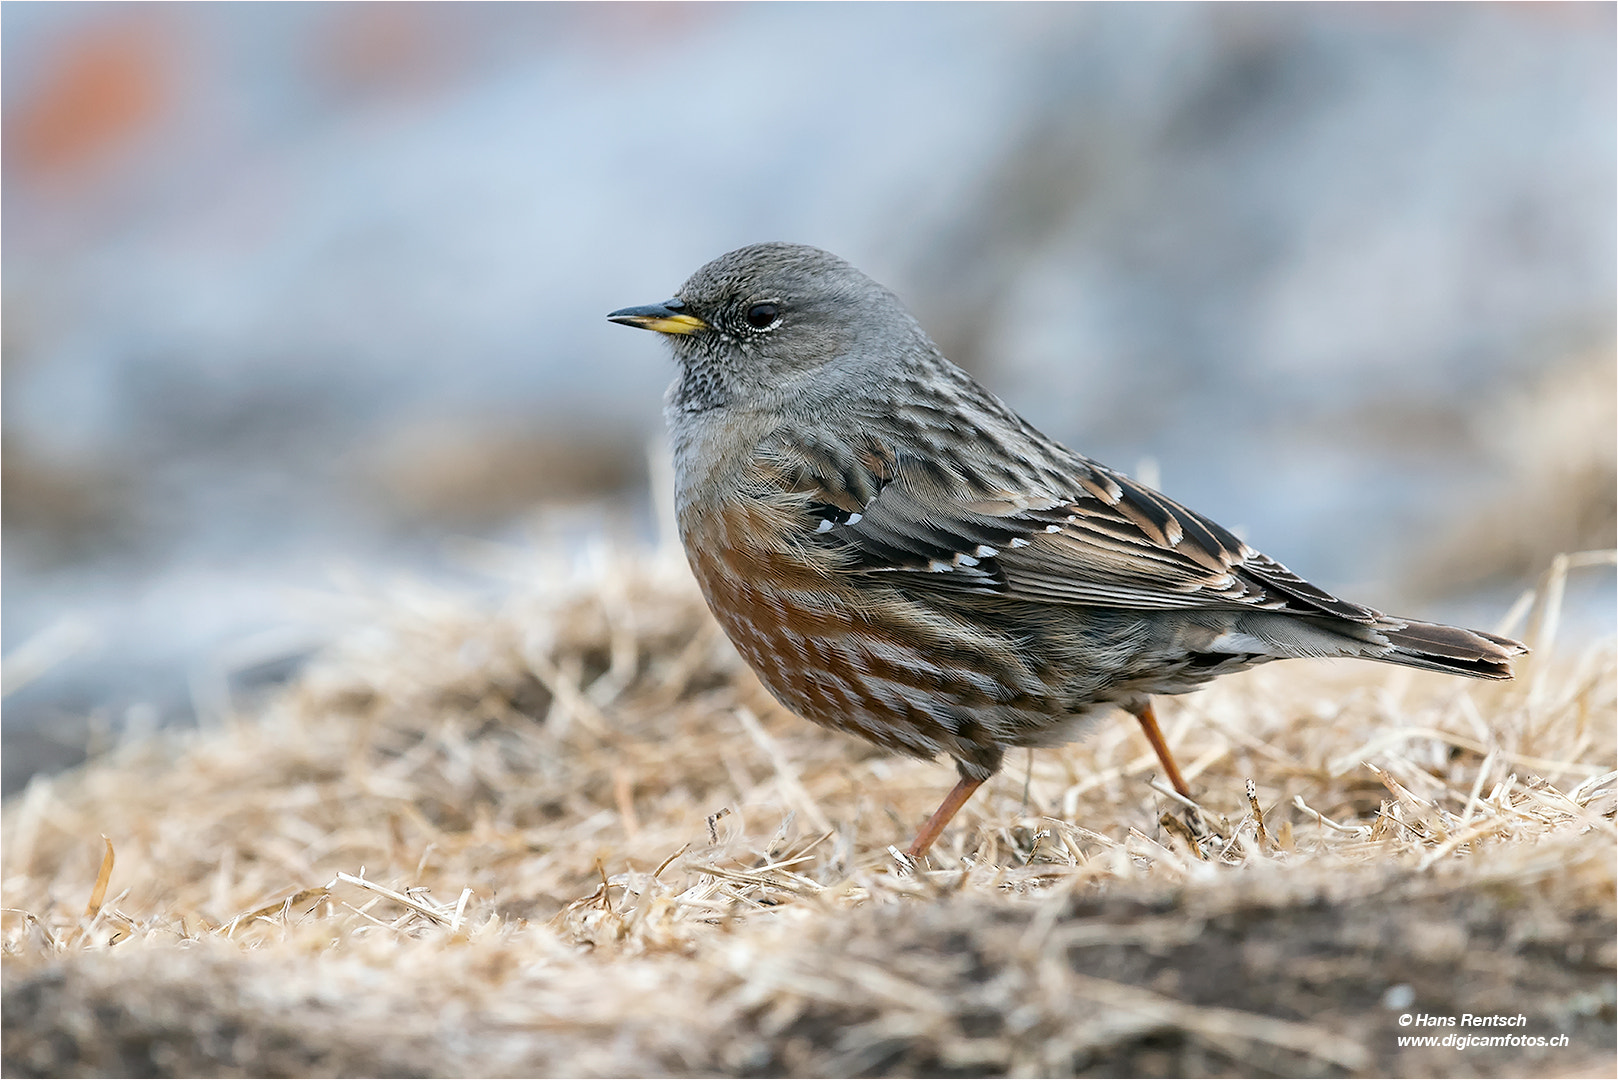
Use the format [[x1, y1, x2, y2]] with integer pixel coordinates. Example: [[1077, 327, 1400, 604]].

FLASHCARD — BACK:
[[608, 243, 934, 414]]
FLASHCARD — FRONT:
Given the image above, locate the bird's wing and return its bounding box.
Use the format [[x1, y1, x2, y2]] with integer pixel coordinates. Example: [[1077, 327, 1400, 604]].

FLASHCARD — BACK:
[[754, 429, 1377, 622]]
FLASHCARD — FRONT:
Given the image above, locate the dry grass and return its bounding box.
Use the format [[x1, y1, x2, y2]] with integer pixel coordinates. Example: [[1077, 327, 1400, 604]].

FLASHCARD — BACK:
[[3, 537, 1614, 1078]]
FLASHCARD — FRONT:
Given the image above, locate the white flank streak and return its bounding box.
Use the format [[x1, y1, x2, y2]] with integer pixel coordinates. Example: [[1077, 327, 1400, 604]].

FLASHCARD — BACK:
[[1206, 631, 1276, 655], [865, 677, 939, 724], [860, 637, 930, 670]]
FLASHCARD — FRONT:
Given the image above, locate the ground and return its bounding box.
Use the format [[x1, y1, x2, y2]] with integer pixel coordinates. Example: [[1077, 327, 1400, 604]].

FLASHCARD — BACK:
[[3, 544, 1614, 1078]]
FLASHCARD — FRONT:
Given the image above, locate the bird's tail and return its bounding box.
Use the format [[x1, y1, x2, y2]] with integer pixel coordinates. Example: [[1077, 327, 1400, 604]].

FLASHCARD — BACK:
[[1377, 619, 1528, 680]]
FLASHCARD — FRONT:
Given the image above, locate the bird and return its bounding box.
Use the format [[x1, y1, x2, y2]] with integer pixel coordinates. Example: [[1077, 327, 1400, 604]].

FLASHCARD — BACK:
[[608, 242, 1527, 860]]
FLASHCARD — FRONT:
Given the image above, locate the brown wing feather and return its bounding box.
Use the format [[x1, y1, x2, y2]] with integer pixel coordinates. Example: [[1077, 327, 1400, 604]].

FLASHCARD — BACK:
[[755, 429, 1375, 621]]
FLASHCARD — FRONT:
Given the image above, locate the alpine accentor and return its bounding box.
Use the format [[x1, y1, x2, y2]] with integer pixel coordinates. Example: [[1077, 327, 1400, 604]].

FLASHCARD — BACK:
[[609, 242, 1527, 858]]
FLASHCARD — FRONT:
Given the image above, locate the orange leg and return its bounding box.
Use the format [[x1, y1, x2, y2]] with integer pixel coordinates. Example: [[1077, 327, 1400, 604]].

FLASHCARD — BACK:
[[1128, 699, 1193, 800], [905, 775, 986, 859]]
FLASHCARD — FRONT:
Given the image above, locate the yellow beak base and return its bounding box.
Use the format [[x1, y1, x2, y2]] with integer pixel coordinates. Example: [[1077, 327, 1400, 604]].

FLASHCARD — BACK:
[[607, 302, 708, 336]]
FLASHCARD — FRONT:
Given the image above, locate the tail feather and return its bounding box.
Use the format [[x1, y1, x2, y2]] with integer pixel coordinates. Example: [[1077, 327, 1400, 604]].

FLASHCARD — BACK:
[[1378, 619, 1528, 681]]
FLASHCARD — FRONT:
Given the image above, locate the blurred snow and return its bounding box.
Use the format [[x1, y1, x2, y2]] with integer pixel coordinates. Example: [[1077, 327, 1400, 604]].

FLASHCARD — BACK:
[[3, 3, 1613, 788]]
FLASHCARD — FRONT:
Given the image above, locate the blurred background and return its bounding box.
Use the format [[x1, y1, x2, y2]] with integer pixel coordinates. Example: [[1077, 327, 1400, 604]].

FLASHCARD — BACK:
[[4, 2, 1614, 792]]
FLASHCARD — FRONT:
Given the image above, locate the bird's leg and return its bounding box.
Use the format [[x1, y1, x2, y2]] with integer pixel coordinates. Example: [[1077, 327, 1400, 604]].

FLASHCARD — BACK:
[[1128, 699, 1192, 800], [1129, 700, 1208, 841], [905, 775, 986, 859]]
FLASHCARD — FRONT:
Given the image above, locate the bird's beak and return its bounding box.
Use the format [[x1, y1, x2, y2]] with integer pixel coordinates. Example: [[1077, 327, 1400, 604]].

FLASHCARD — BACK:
[[607, 300, 708, 336]]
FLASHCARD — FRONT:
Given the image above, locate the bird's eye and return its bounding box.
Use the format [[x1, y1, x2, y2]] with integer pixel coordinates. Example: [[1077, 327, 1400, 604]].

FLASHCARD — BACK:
[[744, 302, 781, 330]]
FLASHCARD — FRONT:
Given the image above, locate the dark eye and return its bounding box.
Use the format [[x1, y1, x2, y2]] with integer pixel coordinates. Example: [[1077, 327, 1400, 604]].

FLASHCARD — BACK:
[[744, 302, 781, 330]]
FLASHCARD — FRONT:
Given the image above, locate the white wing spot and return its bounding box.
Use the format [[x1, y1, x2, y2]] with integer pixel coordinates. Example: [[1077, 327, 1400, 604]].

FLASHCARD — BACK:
[[954, 554, 979, 567], [1044, 524, 1062, 533], [815, 519, 835, 534], [973, 545, 998, 557], [846, 512, 863, 525], [927, 559, 952, 572], [1009, 537, 1030, 548]]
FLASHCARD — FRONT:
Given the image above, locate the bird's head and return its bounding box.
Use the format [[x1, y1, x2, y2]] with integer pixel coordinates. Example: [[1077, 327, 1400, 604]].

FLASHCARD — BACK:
[[609, 242, 931, 415]]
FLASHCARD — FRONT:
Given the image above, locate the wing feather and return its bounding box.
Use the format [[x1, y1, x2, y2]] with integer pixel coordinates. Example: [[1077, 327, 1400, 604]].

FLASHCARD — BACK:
[[752, 429, 1375, 621]]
